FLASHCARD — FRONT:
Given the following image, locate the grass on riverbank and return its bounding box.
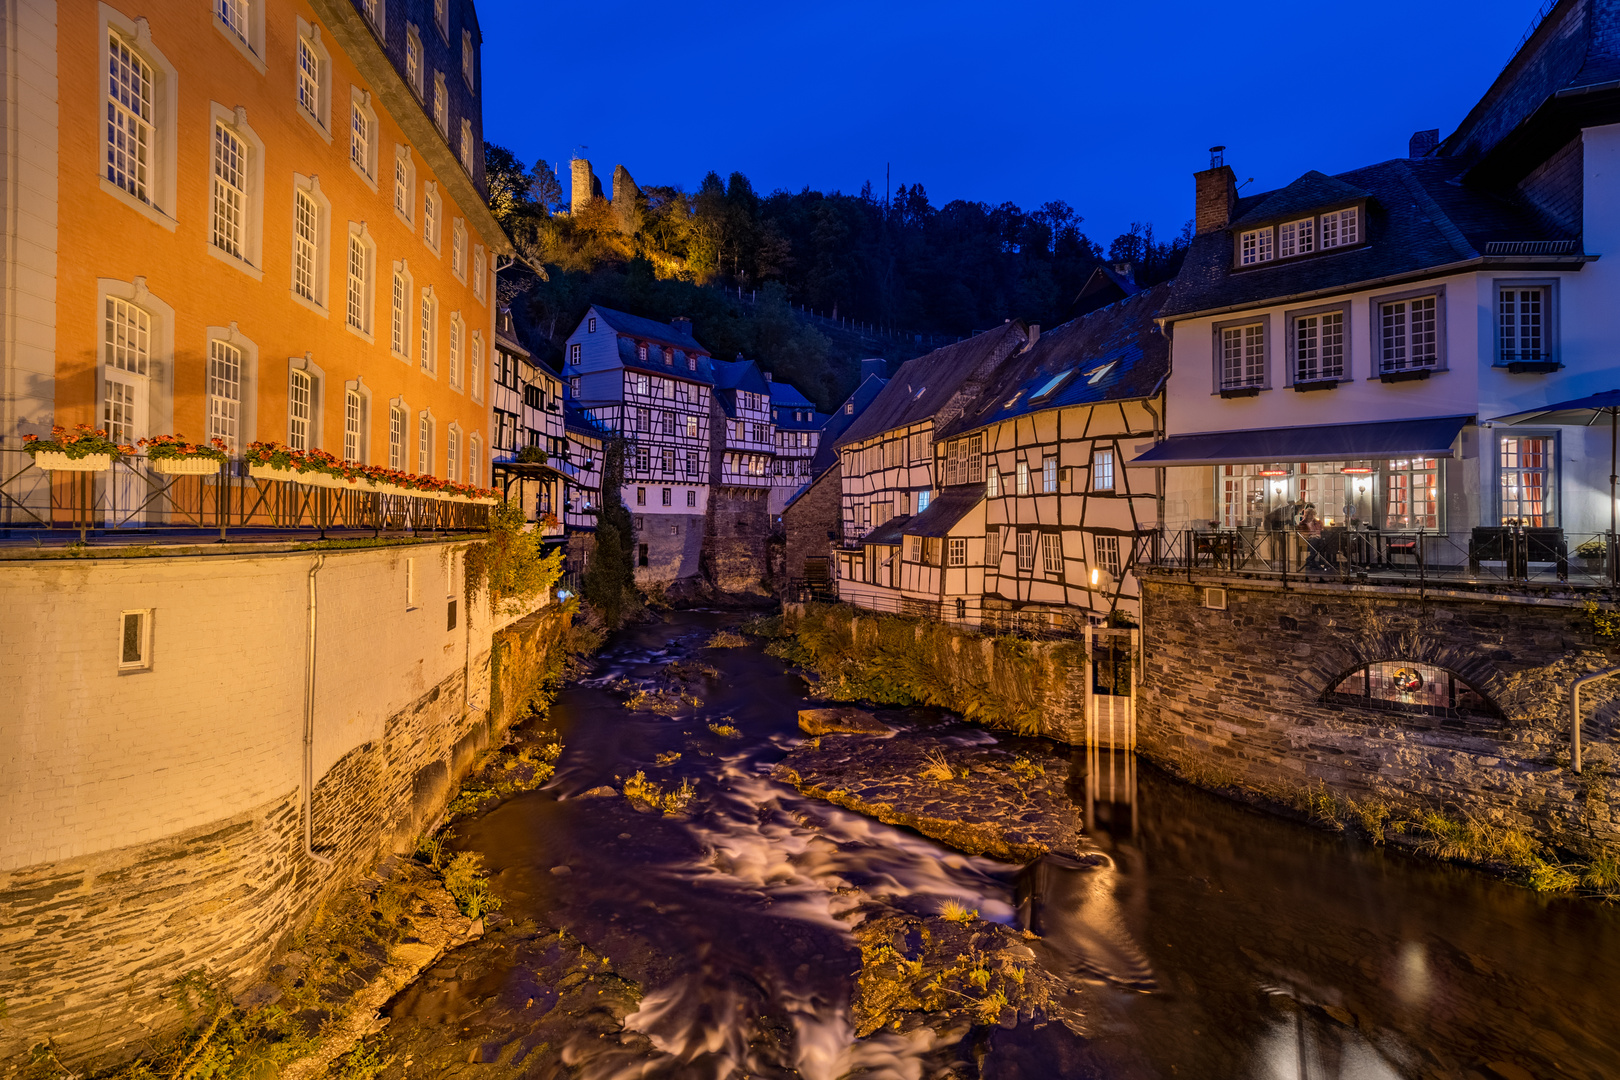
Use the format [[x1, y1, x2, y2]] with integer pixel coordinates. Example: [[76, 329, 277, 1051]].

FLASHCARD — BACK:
[[1165, 754, 1619, 900]]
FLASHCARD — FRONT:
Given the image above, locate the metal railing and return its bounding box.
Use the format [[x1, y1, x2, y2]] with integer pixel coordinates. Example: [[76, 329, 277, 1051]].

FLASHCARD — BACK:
[[1141, 525, 1620, 591], [0, 450, 490, 545]]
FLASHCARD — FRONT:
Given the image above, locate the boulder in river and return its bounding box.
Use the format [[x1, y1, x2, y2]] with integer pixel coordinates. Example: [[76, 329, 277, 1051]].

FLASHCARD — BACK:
[[798, 707, 895, 736]]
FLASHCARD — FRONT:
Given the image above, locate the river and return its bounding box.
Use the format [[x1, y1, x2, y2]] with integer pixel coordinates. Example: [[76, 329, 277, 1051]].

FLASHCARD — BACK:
[[379, 611, 1620, 1079]]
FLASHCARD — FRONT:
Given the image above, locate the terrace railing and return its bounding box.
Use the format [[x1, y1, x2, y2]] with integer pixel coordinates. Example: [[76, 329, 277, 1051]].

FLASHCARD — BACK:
[[0, 450, 492, 544], [1140, 525, 1620, 592]]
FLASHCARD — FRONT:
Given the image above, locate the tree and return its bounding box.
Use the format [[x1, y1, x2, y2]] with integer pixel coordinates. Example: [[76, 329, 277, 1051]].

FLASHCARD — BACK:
[[582, 436, 637, 627], [529, 159, 564, 214], [484, 143, 533, 230]]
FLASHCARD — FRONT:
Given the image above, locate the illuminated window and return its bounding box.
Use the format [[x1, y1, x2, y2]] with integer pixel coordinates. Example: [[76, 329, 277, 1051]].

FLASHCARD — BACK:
[[1385, 457, 1441, 531], [296, 34, 323, 121], [406, 25, 423, 97], [389, 405, 405, 468], [119, 609, 153, 671], [208, 339, 241, 451], [420, 291, 437, 374], [211, 123, 247, 258], [346, 233, 371, 334], [1017, 530, 1035, 571], [1042, 532, 1062, 575], [1498, 437, 1554, 527], [433, 72, 448, 134], [418, 414, 433, 474], [106, 33, 154, 202], [1042, 456, 1057, 493], [1096, 535, 1120, 577], [1092, 449, 1115, 491], [288, 369, 311, 450], [344, 389, 363, 461], [1329, 661, 1494, 718], [293, 190, 319, 301], [473, 246, 486, 301], [948, 537, 966, 566], [1016, 460, 1030, 495]]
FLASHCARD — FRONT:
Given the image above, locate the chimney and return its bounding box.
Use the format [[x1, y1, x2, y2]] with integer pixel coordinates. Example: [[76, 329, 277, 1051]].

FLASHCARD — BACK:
[[1110, 261, 1136, 285], [1194, 146, 1238, 236], [670, 316, 693, 339], [763, 370, 773, 382], [1026, 324, 1040, 349], [570, 158, 598, 216], [1409, 128, 1440, 159]]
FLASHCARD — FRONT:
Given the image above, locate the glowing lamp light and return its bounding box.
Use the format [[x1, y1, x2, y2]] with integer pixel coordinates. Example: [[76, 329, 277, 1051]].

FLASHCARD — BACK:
[[1090, 567, 1100, 586], [1340, 465, 1374, 475]]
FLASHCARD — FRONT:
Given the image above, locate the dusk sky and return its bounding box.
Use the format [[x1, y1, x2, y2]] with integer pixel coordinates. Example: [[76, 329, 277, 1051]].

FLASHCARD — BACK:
[[480, 0, 1548, 244]]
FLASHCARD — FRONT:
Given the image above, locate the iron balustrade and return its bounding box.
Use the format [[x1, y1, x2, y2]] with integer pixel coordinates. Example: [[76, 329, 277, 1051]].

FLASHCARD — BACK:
[[0, 449, 492, 544]]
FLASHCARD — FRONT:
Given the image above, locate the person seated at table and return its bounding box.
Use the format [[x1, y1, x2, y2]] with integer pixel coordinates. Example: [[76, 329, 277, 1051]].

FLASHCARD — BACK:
[[1298, 505, 1329, 571]]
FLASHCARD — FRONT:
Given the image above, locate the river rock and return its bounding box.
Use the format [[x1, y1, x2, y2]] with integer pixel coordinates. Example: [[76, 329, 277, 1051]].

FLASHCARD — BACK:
[[798, 707, 895, 736], [773, 732, 1084, 862]]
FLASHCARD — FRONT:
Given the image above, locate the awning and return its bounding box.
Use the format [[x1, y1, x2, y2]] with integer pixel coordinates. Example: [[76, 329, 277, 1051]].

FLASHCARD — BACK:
[[1131, 415, 1473, 467], [1490, 389, 1620, 426], [901, 487, 985, 538]]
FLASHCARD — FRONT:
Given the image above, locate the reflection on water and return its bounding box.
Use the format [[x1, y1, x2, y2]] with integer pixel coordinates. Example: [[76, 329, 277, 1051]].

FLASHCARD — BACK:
[[389, 612, 1620, 1079]]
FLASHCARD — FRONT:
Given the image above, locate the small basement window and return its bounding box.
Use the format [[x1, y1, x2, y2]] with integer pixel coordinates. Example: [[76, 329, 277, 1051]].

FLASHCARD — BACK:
[[119, 609, 153, 671]]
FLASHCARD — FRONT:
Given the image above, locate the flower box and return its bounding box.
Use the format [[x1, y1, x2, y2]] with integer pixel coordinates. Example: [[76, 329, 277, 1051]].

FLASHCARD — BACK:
[[31, 451, 112, 472], [151, 456, 223, 476], [249, 463, 309, 484]]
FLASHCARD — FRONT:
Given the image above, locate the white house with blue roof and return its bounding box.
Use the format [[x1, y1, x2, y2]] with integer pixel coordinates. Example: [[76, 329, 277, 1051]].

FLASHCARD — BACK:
[[562, 305, 716, 582], [768, 377, 826, 514]]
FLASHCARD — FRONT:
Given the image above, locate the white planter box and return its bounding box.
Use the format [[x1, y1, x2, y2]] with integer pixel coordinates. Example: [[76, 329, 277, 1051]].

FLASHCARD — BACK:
[[151, 456, 223, 476], [31, 451, 112, 472], [249, 463, 295, 484]]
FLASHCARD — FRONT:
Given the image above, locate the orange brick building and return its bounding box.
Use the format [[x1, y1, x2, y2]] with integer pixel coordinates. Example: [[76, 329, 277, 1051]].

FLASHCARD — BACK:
[[2, 0, 509, 484]]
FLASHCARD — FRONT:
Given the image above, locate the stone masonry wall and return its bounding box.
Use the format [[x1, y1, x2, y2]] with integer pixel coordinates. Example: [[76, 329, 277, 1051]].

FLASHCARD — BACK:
[[1139, 573, 1620, 858], [705, 488, 771, 593], [783, 463, 841, 586], [0, 550, 573, 1071]]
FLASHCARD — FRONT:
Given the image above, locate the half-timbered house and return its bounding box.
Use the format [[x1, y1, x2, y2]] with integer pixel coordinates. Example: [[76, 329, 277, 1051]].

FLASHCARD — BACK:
[[933, 285, 1170, 628], [562, 306, 714, 582], [831, 323, 1030, 609], [769, 377, 825, 515]]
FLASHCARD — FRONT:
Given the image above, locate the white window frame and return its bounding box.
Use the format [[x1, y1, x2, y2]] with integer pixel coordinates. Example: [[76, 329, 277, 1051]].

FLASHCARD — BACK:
[[433, 72, 448, 135], [1096, 534, 1121, 578], [406, 24, 424, 98], [1494, 279, 1558, 368], [1041, 532, 1063, 576], [348, 88, 378, 189], [947, 537, 966, 567], [434, 0, 449, 39], [1092, 448, 1115, 492], [288, 174, 330, 315], [206, 104, 264, 278], [1285, 302, 1350, 385], [1319, 206, 1360, 249], [294, 18, 331, 140], [419, 287, 438, 376], [418, 411, 435, 475], [1497, 432, 1558, 527], [393, 145, 416, 228], [118, 608, 154, 672], [388, 399, 408, 469], [422, 181, 442, 253], [98, 277, 175, 443], [473, 245, 487, 302], [390, 260, 413, 361], [469, 433, 482, 487], [451, 218, 467, 281], [462, 28, 475, 87], [987, 466, 999, 498], [212, 0, 265, 71], [470, 331, 484, 404], [1238, 226, 1274, 266], [460, 119, 475, 172], [1041, 455, 1057, 493], [448, 312, 465, 391], [1370, 286, 1445, 377], [203, 323, 256, 452], [1015, 459, 1030, 496], [342, 384, 365, 462], [446, 423, 461, 481], [288, 367, 313, 451], [1213, 315, 1269, 392], [345, 222, 376, 341], [101, 12, 179, 230], [1278, 217, 1314, 259], [1017, 530, 1035, 572], [360, 0, 385, 35]]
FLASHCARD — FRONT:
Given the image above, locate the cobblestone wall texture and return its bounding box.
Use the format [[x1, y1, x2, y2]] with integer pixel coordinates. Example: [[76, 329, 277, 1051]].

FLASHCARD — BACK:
[[1139, 575, 1620, 857], [0, 551, 571, 1072], [705, 488, 771, 593]]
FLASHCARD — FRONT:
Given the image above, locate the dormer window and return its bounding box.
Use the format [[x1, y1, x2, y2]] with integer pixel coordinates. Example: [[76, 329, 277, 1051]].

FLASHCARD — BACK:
[[1278, 218, 1314, 258], [637, 342, 648, 363], [1321, 207, 1359, 248], [1240, 226, 1274, 265]]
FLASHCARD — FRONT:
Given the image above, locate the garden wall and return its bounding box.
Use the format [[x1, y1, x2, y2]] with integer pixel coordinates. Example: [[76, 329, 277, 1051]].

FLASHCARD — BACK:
[[0, 545, 573, 1072], [1138, 573, 1620, 858]]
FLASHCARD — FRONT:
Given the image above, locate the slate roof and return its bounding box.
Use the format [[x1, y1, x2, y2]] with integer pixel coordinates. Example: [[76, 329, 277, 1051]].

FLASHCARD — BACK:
[[859, 515, 910, 547], [769, 380, 816, 409], [834, 323, 1029, 450], [1162, 158, 1577, 320], [938, 284, 1172, 440], [775, 409, 827, 432], [591, 305, 709, 355], [902, 488, 984, 538], [810, 374, 888, 476], [614, 334, 716, 385], [563, 399, 607, 440], [1230, 171, 1370, 227]]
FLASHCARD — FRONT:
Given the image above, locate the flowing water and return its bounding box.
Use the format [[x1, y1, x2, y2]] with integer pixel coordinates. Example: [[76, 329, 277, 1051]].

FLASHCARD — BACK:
[[385, 611, 1620, 1079]]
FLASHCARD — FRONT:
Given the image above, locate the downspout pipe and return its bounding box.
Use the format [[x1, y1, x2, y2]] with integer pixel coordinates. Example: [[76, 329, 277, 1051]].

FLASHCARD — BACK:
[[304, 554, 333, 865], [1571, 665, 1620, 774]]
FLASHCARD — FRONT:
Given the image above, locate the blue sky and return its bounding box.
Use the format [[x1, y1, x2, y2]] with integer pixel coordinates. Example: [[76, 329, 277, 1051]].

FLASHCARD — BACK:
[[480, 0, 1546, 243]]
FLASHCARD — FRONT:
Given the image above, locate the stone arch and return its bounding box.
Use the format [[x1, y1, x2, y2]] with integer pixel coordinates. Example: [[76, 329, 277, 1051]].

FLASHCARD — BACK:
[[1293, 623, 1511, 716]]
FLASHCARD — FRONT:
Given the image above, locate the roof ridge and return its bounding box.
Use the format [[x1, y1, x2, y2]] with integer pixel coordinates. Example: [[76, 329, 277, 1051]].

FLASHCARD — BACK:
[[1392, 161, 1477, 260]]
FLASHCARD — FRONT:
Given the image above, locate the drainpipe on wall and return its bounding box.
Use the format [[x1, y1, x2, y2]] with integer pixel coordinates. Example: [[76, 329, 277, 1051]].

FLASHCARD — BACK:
[[304, 554, 333, 865], [1571, 665, 1620, 774]]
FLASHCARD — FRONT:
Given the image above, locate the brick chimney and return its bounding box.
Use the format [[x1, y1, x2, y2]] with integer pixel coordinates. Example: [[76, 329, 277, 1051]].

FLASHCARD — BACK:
[[1409, 128, 1440, 158], [1110, 261, 1136, 285], [1194, 146, 1238, 236], [763, 370, 772, 382]]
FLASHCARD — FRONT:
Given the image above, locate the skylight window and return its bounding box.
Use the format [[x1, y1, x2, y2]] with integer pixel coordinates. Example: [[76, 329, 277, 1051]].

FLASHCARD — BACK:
[[913, 385, 927, 400], [1003, 390, 1024, 409], [1085, 362, 1116, 385], [1031, 370, 1071, 399]]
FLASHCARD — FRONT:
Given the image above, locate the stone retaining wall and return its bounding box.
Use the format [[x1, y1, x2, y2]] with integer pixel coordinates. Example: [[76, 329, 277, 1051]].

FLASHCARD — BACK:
[[0, 551, 575, 1073], [1138, 574, 1620, 858]]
